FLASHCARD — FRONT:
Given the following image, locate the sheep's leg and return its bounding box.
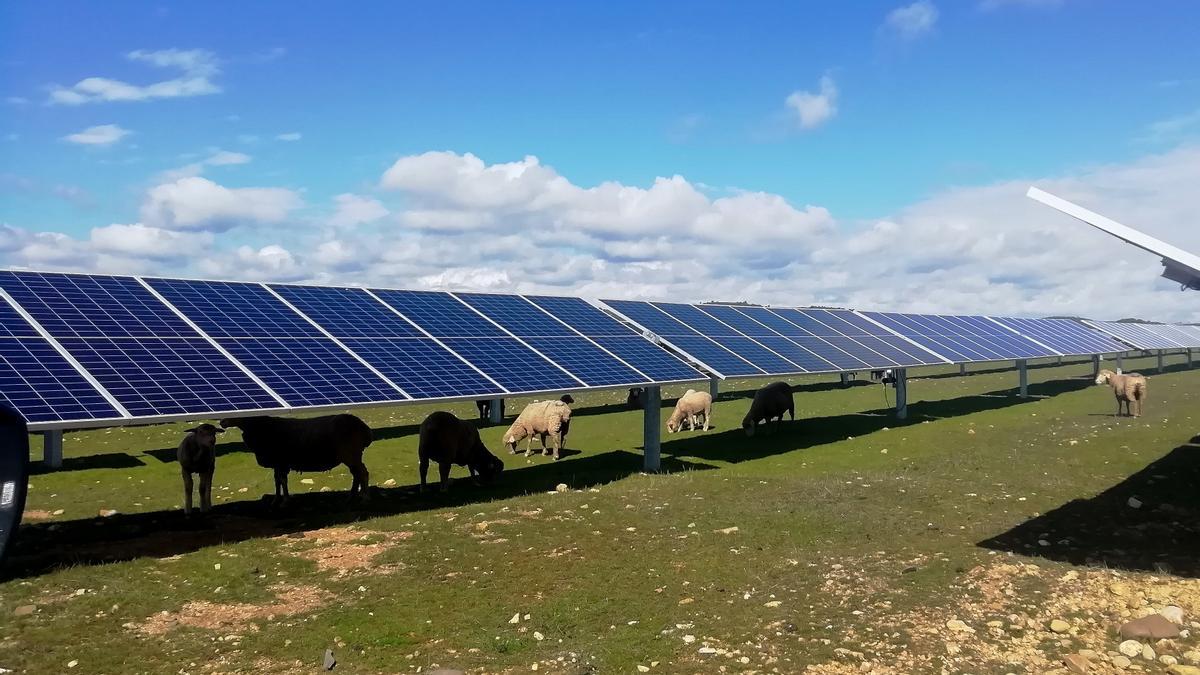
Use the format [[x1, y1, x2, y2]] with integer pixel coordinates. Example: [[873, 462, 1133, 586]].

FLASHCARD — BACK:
[[347, 461, 370, 501], [438, 461, 452, 493], [182, 470, 194, 516], [273, 467, 290, 507], [551, 433, 561, 461], [524, 436, 535, 457], [199, 470, 212, 513], [418, 456, 430, 493], [703, 408, 710, 431], [542, 433, 553, 457]]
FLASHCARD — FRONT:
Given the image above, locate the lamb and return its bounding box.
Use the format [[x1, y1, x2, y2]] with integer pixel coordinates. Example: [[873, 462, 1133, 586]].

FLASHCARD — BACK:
[[218, 414, 373, 506], [626, 387, 644, 410], [741, 381, 795, 436], [177, 423, 223, 516], [667, 389, 713, 433], [417, 411, 504, 492], [1095, 369, 1148, 417], [503, 399, 572, 460]]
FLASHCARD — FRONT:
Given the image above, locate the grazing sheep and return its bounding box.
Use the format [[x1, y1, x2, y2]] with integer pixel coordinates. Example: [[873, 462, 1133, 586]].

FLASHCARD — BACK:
[[218, 414, 373, 506], [741, 381, 795, 437], [178, 423, 223, 516], [1095, 369, 1148, 417], [475, 398, 505, 421], [667, 389, 713, 433], [417, 411, 504, 492], [503, 399, 572, 460], [626, 387, 644, 410]]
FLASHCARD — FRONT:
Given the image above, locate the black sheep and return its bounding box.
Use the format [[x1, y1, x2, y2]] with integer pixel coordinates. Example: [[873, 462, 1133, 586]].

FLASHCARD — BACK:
[[219, 414, 373, 505], [417, 411, 503, 492]]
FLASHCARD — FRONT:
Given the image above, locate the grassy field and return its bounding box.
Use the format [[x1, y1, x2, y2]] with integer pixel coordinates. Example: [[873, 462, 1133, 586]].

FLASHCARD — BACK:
[[3, 354, 1200, 674]]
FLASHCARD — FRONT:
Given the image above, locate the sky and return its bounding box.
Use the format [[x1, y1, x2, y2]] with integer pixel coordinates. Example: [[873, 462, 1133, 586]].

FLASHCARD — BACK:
[[3, 1, 1200, 321]]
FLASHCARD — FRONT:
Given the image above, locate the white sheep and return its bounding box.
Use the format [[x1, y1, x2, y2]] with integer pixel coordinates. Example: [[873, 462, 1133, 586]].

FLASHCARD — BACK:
[[1095, 369, 1148, 417], [666, 389, 713, 433], [503, 399, 572, 460]]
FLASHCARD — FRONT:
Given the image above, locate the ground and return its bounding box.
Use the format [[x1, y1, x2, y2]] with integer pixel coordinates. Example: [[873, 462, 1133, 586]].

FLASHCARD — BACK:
[[2, 355, 1199, 674]]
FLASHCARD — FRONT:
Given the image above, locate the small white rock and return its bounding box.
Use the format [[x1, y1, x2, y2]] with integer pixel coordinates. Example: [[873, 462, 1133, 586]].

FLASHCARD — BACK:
[[1119, 639, 1144, 657], [1127, 497, 1143, 509], [682, 635, 696, 644], [1161, 606, 1185, 624]]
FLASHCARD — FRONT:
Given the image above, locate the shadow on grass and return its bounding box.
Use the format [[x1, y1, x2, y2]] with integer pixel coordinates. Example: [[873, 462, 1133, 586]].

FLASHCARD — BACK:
[[660, 378, 1092, 464], [28, 452, 146, 475], [978, 437, 1200, 577], [4, 450, 713, 580]]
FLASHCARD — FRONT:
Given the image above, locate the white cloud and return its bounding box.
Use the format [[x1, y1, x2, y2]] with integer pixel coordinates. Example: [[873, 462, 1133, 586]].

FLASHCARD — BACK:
[[275, 132, 302, 142], [63, 124, 132, 146], [1139, 109, 1200, 145], [140, 176, 301, 231], [158, 149, 252, 181], [48, 49, 220, 105], [329, 193, 388, 228], [196, 244, 303, 281], [885, 1, 939, 40], [90, 223, 213, 259], [785, 75, 838, 130]]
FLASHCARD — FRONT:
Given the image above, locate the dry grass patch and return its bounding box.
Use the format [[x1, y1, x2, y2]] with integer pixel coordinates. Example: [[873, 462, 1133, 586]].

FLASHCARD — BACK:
[[135, 583, 333, 636]]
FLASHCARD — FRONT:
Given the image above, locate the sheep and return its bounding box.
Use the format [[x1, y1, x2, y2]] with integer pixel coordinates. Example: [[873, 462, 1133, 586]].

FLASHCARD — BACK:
[[626, 387, 644, 410], [178, 423, 223, 516], [218, 414, 373, 506], [503, 399, 572, 460], [417, 411, 504, 492], [741, 381, 795, 436], [667, 389, 713, 433], [475, 398, 505, 421], [1095, 369, 1148, 417]]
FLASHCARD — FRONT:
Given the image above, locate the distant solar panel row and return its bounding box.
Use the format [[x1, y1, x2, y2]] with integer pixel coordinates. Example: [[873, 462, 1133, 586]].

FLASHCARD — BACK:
[[1084, 320, 1200, 350], [0, 272, 705, 426]]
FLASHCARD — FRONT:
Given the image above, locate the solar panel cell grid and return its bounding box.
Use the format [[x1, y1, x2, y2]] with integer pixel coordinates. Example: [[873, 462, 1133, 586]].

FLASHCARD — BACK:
[[440, 337, 582, 392], [525, 296, 632, 336], [1087, 321, 1181, 350], [523, 337, 649, 386], [218, 337, 402, 406], [270, 285, 424, 338], [652, 303, 742, 337], [590, 336, 706, 381], [0, 339, 123, 422], [0, 272, 196, 338], [372, 290, 508, 338], [456, 293, 576, 337], [147, 278, 322, 338], [338, 338, 503, 398]]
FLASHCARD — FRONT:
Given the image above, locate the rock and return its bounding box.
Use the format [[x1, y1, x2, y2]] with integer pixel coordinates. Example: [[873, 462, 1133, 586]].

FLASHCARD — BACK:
[[324, 648, 336, 670], [1050, 619, 1071, 633], [715, 527, 739, 534], [1119, 640, 1144, 658], [637, 667, 650, 673], [1142, 645, 1156, 661], [13, 605, 35, 617], [1120, 614, 1181, 640], [764, 601, 781, 608], [1162, 656, 1179, 666], [682, 635, 696, 644], [1127, 497, 1143, 509], [1161, 606, 1185, 624], [509, 613, 521, 624], [1064, 653, 1089, 674], [99, 509, 118, 517], [1168, 666, 1200, 675], [533, 631, 544, 641], [1184, 651, 1200, 663], [945, 619, 974, 633], [1112, 655, 1131, 668], [67, 661, 78, 669], [555, 483, 568, 493], [383, 479, 397, 487], [300, 478, 315, 485], [697, 647, 717, 655]]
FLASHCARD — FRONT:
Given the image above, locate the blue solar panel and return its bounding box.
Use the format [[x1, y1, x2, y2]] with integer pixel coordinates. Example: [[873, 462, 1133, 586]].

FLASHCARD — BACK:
[[697, 305, 838, 372], [218, 337, 403, 406], [802, 310, 945, 366], [440, 337, 582, 392], [770, 308, 926, 368], [0, 271, 196, 338], [0, 338, 122, 422], [147, 278, 321, 338], [1141, 324, 1200, 348], [864, 312, 1055, 363], [729, 307, 872, 370], [337, 338, 503, 399], [525, 296, 631, 335], [652, 302, 742, 337], [0, 299, 37, 337], [602, 300, 764, 376], [990, 317, 1127, 356], [1085, 321, 1182, 350], [270, 285, 425, 338], [456, 293, 577, 337], [372, 290, 508, 338], [60, 337, 282, 416]]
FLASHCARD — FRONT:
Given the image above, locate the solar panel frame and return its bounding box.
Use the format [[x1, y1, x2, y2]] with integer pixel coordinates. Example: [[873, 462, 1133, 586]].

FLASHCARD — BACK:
[[600, 299, 766, 378], [987, 316, 1128, 356], [1140, 323, 1200, 348]]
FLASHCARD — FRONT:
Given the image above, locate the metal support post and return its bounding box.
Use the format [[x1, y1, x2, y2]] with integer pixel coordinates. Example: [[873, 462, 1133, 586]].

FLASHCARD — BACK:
[[1116, 353, 1124, 371], [488, 398, 504, 424], [1157, 350, 1165, 373], [1188, 349, 1193, 368], [959, 363, 966, 376], [1092, 354, 1100, 378], [839, 372, 851, 386], [1017, 359, 1028, 398], [43, 430, 63, 469], [642, 386, 662, 472], [894, 369, 908, 420], [1057, 355, 1063, 365], [709, 376, 719, 401]]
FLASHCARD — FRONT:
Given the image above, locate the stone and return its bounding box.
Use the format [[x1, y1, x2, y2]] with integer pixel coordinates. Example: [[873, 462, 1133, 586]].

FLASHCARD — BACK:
[[1162, 656, 1179, 666], [1184, 651, 1200, 663], [1064, 653, 1090, 674], [1143, 645, 1156, 661], [1119, 640, 1144, 658], [324, 649, 336, 670], [13, 605, 35, 616], [1112, 655, 1131, 668], [1127, 497, 1143, 509], [1120, 614, 1181, 640], [1161, 606, 1185, 624], [1168, 666, 1200, 675], [555, 483, 568, 493], [637, 667, 650, 673], [1050, 619, 1071, 633], [697, 647, 717, 655], [383, 479, 397, 487], [946, 619, 974, 633]]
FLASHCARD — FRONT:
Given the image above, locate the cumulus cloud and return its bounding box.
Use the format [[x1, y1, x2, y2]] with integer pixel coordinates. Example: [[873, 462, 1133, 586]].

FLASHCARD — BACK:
[[885, 1, 939, 40], [140, 176, 301, 231], [90, 223, 213, 259], [785, 75, 838, 130], [48, 49, 220, 105], [195, 244, 304, 281], [63, 124, 132, 146], [158, 149, 252, 181], [329, 193, 388, 228]]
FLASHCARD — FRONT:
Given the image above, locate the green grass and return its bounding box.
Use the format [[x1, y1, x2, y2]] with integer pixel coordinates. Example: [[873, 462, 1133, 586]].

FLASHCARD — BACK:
[[3, 355, 1200, 674]]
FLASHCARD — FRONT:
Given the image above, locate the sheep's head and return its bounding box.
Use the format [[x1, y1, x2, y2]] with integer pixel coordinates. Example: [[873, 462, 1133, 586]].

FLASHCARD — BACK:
[[1095, 369, 1115, 385], [186, 422, 224, 447], [666, 418, 679, 434], [473, 447, 504, 482], [742, 414, 756, 437]]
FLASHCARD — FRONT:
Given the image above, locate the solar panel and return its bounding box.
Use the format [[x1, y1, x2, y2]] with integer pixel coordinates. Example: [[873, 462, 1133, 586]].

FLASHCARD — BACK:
[[1139, 323, 1200, 348], [522, 296, 706, 383], [770, 308, 942, 368], [988, 317, 1128, 356], [650, 302, 807, 374], [1172, 324, 1200, 345], [1083, 320, 1184, 350], [0, 272, 281, 417], [694, 305, 839, 372], [456, 293, 651, 387], [725, 306, 873, 370], [372, 289, 584, 392], [864, 312, 1056, 363], [801, 309, 946, 366], [601, 300, 764, 377], [147, 278, 404, 406], [271, 285, 503, 399]]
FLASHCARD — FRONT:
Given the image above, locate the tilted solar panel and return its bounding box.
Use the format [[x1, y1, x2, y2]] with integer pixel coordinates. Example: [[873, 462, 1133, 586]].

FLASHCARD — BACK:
[[694, 305, 839, 373], [601, 300, 764, 377], [0, 272, 281, 417], [271, 285, 503, 399], [864, 312, 1055, 363], [650, 302, 808, 374], [728, 306, 872, 370], [1140, 323, 1200, 348], [988, 317, 1127, 356], [802, 309, 946, 366], [1084, 320, 1184, 350], [147, 278, 404, 406]]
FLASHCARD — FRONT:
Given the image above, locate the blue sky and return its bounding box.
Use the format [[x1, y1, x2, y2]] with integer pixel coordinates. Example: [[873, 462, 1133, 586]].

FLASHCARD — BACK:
[[2, 1, 1200, 320]]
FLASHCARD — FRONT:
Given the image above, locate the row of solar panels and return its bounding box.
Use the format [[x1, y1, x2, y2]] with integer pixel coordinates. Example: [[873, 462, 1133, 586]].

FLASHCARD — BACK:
[[0, 270, 1194, 430]]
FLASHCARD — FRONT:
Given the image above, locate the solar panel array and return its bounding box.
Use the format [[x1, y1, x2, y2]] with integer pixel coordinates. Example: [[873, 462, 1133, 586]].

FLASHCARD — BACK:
[[0, 268, 1190, 430]]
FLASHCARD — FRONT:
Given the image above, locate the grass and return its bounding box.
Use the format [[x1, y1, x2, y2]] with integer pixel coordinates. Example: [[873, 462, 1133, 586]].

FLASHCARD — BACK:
[[3, 354, 1200, 674]]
